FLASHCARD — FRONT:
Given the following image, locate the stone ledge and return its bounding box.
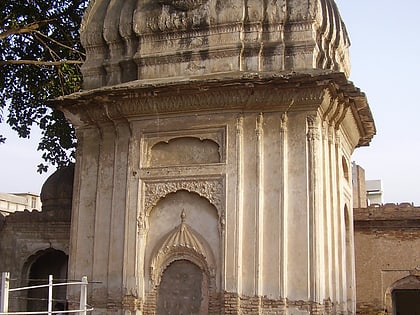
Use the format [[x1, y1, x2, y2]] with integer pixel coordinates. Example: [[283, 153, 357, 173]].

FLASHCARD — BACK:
[[55, 70, 375, 147], [354, 204, 420, 229]]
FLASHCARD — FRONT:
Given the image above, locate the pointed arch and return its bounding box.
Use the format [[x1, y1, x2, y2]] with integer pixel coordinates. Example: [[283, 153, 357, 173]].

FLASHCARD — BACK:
[[150, 210, 216, 286]]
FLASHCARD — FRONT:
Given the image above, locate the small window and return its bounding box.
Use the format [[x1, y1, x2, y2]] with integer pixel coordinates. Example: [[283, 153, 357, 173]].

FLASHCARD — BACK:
[[31, 197, 37, 209]]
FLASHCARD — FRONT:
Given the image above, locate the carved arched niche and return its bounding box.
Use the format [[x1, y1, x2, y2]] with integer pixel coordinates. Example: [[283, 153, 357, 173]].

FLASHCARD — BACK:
[[149, 136, 221, 167], [144, 190, 220, 292], [150, 210, 216, 286], [143, 192, 220, 314]]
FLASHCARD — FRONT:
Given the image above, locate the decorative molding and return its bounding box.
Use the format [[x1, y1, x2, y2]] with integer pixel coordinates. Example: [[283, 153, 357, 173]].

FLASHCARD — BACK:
[[280, 113, 287, 132], [306, 114, 320, 141], [138, 24, 242, 45], [145, 1, 210, 32], [79, 0, 352, 88], [159, 0, 209, 11], [78, 85, 326, 123], [327, 125, 334, 144], [143, 177, 225, 216], [141, 127, 226, 167], [256, 112, 263, 138], [150, 210, 215, 286], [137, 46, 238, 67], [137, 212, 148, 236], [59, 72, 375, 146]]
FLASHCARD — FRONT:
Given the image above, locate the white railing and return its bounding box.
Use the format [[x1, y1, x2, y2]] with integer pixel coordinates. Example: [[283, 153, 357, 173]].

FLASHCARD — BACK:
[[0, 272, 93, 315]]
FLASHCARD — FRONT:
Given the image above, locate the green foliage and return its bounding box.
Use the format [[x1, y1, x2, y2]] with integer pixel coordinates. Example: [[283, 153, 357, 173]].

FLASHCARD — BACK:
[[0, 0, 88, 172]]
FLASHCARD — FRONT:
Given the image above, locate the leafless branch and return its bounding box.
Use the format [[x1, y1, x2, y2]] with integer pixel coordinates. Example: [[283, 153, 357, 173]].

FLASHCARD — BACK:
[[0, 19, 55, 40], [34, 31, 86, 57], [34, 33, 60, 61], [0, 24, 39, 40]]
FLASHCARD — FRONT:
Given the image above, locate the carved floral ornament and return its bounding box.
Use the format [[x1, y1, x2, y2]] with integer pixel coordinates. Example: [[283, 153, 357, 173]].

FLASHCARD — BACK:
[[143, 178, 225, 216]]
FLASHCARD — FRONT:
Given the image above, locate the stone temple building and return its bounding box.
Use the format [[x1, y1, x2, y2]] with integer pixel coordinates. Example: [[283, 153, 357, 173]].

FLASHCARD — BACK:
[[1, 0, 384, 314], [55, 0, 375, 313]]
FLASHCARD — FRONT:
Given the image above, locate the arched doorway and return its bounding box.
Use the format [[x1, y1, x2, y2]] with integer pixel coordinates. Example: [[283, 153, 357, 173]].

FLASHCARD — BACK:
[[26, 249, 68, 312], [157, 260, 208, 315], [392, 289, 420, 315], [385, 275, 420, 315]]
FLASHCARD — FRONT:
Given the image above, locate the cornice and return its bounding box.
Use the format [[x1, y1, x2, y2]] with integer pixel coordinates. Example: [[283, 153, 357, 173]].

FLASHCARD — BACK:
[[56, 71, 375, 146]]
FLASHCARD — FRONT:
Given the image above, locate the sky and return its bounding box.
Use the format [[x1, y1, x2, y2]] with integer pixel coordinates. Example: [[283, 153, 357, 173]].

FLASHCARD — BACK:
[[0, 0, 419, 205], [336, 0, 420, 205]]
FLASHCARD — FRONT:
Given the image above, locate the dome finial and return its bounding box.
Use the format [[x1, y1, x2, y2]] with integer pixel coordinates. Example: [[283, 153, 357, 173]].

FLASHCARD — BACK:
[[181, 209, 186, 223]]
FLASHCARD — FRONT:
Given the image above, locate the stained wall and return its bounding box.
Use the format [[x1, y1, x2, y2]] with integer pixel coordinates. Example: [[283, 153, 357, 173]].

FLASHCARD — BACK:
[[354, 204, 420, 314]]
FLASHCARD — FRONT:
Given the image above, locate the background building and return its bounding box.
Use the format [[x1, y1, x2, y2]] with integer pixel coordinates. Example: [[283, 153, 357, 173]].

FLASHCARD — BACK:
[[0, 192, 41, 215], [353, 163, 420, 314], [365, 180, 383, 205]]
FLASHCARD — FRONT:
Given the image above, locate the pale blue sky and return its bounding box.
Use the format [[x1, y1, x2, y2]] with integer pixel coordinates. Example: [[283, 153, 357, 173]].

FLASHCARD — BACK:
[[337, 0, 420, 205], [1, 1, 419, 204]]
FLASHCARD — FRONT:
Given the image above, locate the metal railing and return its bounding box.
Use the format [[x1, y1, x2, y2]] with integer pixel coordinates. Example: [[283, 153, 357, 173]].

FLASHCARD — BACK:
[[0, 272, 93, 315]]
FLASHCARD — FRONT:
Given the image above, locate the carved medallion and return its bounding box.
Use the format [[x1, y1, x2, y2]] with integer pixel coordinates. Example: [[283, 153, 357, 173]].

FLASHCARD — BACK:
[[158, 0, 208, 11]]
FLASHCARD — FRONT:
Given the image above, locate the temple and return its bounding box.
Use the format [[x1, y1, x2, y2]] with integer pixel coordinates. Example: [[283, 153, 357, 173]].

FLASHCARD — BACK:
[[6, 0, 377, 314]]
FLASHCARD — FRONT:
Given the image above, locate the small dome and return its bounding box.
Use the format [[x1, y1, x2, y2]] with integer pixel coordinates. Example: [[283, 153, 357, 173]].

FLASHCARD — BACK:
[[80, 0, 350, 89], [40, 164, 74, 213]]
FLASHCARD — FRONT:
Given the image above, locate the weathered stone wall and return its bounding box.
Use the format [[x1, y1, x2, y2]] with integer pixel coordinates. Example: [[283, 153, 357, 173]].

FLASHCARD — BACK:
[[0, 210, 70, 311], [58, 72, 373, 314], [354, 204, 420, 314]]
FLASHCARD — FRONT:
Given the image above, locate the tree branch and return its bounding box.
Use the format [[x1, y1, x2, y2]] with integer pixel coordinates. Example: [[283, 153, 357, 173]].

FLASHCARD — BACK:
[[0, 19, 55, 40], [0, 24, 39, 40], [34, 31, 86, 57]]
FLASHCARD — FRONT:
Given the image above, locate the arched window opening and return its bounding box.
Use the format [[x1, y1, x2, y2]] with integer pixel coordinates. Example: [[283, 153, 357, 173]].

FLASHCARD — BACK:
[[342, 156, 349, 182], [344, 204, 355, 312]]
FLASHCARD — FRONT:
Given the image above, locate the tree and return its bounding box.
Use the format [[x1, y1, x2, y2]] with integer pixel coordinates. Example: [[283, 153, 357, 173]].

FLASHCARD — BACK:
[[0, 0, 88, 172]]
